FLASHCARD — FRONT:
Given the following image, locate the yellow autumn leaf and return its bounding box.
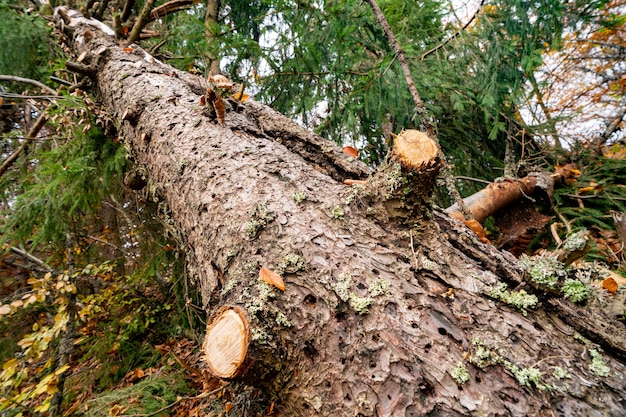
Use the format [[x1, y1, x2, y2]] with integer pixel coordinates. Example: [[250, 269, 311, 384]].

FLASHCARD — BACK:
[[35, 399, 51, 413], [55, 364, 70, 375], [2, 358, 19, 372]]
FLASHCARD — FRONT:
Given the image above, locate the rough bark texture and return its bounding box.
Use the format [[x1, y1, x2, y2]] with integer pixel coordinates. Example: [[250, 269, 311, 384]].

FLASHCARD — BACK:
[[56, 9, 626, 416]]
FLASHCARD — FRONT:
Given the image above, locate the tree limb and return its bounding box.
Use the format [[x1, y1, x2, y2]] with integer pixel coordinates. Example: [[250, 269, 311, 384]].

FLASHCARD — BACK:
[[127, 0, 156, 44]]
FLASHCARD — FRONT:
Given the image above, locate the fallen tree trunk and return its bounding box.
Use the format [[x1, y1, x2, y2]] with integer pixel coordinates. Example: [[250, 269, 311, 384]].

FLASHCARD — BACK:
[[55, 9, 626, 416]]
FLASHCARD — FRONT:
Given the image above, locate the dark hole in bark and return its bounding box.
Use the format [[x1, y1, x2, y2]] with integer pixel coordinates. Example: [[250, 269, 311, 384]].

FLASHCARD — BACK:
[[438, 327, 447, 336], [499, 391, 519, 404], [325, 381, 331, 387], [419, 380, 434, 397], [370, 361, 377, 368], [475, 375, 482, 383], [388, 394, 392, 400], [372, 268, 379, 275], [357, 282, 366, 290], [533, 322, 544, 331], [372, 333, 380, 342], [411, 322, 418, 329], [424, 342, 432, 353], [345, 393, 352, 401], [335, 310, 347, 321], [304, 294, 317, 305], [384, 302, 397, 317], [303, 403, 310, 409], [304, 341, 318, 358]]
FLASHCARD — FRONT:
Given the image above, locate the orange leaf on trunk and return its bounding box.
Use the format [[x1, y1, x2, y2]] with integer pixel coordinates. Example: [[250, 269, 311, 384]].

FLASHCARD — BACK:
[[601, 277, 618, 294], [259, 267, 285, 291], [342, 146, 358, 158]]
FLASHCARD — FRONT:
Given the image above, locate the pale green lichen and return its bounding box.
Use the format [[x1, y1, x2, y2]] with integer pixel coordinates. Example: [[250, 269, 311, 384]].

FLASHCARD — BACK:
[[385, 163, 407, 195], [552, 366, 570, 380], [251, 329, 270, 344], [275, 311, 293, 327], [519, 255, 566, 289], [489, 283, 538, 316], [225, 249, 237, 263], [177, 159, 187, 174], [332, 205, 345, 219], [368, 278, 391, 297], [563, 230, 588, 252], [561, 279, 591, 303], [421, 257, 438, 270], [244, 203, 275, 238], [282, 253, 305, 273], [293, 192, 308, 203], [244, 220, 264, 238], [450, 362, 470, 385], [345, 184, 370, 205], [221, 279, 238, 296], [333, 273, 353, 302], [509, 365, 545, 389], [349, 294, 372, 315], [248, 281, 276, 316], [589, 349, 610, 377], [470, 340, 499, 368]]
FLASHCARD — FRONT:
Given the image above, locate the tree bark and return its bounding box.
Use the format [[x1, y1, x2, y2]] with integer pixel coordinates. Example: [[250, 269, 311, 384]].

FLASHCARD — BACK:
[[54, 8, 626, 416]]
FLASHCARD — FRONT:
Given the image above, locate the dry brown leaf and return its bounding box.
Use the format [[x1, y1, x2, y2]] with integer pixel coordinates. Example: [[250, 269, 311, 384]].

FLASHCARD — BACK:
[[259, 267, 285, 291], [343, 179, 367, 186], [212, 95, 226, 127], [464, 219, 490, 243], [601, 277, 618, 294], [342, 146, 359, 158], [225, 402, 232, 414]]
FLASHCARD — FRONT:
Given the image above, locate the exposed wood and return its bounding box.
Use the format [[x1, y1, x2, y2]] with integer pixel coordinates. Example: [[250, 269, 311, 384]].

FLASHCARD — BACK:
[[391, 129, 439, 171], [446, 163, 580, 231], [203, 306, 251, 379], [446, 176, 539, 223]]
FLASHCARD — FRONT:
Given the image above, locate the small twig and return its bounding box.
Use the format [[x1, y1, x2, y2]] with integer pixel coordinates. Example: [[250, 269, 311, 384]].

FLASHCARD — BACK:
[[454, 176, 492, 185], [420, 0, 485, 60], [86, 235, 129, 256], [0, 111, 49, 177], [8, 245, 55, 272], [0, 74, 57, 95]]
